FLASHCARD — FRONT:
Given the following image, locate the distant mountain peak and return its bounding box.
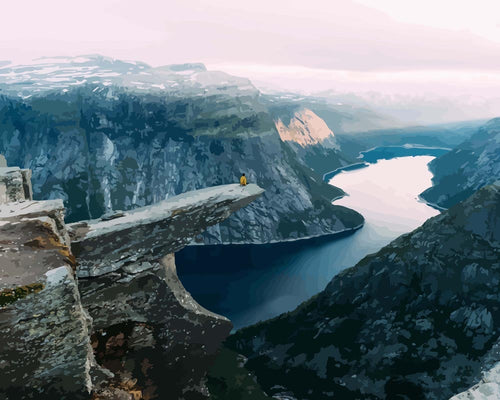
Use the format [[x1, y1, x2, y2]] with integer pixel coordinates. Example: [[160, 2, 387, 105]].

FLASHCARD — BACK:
[[0, 55, 256, 98], [275, 108, 338, 147], [485, 116, 500, 130], [162, 63, 207, 72]]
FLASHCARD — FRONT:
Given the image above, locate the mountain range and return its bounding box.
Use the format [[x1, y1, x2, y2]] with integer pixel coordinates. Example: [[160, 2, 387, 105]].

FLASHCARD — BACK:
[[0, 56, 366, 244], [1, 55, 500, 400]]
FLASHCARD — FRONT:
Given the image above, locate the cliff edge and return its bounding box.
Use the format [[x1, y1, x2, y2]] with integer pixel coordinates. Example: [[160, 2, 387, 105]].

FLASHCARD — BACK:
[[0, 162, 263, 400]]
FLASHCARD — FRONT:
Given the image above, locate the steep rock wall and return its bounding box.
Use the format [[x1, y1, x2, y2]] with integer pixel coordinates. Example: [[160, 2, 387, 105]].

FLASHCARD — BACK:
[[0, 88, 363, 244]]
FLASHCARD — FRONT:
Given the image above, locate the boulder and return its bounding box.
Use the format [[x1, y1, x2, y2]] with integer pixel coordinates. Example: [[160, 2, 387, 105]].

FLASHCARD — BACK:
[[0, 197, 92, 399]]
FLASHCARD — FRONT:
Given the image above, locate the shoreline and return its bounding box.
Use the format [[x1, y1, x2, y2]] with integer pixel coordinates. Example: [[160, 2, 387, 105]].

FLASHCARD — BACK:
[[360, 144, 452, 155], [189, 147, 447, 249], [189, 221, 365, 248], [323, 162, 369, 181], [322, 144, 450, 182], [417, 194, 447, 212]]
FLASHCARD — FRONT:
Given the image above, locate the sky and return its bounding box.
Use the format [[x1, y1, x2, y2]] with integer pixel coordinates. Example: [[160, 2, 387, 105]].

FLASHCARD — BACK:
[[2, 0, 500, 97]]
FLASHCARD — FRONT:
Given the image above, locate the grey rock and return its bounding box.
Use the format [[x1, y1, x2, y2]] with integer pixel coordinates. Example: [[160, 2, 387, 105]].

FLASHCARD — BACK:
[[0, 167, 32, 204], [227, 183, 500, 400], [0, 199, 93, 399], [0, 266, 94, 399], [82, 254, 232, 400], [69, 183, 264, 277], [75, 184, 264, 399]]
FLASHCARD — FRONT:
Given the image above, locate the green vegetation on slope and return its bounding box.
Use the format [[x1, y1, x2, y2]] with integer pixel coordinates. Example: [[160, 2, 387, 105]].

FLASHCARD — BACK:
[[206, 347, 274, 400]]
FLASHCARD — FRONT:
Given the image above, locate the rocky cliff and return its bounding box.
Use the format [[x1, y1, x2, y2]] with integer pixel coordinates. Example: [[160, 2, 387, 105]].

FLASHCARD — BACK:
[[226, 183, 500, 399], [273, 108, 356, 176], [0, 56, 363, 245], [420, 117, 500, 209], [0, 162, 264, 400]]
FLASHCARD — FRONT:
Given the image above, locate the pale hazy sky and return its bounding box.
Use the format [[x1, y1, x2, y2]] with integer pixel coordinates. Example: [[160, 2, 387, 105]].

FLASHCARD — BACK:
[[2, 0, 500, 96]]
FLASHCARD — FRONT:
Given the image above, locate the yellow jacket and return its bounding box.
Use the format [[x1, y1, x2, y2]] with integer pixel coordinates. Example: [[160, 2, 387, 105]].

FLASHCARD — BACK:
[[240, 176, 247, 186]]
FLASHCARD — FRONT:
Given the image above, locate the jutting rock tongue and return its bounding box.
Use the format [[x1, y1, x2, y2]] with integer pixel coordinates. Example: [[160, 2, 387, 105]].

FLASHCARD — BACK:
[[70, 183, 264, 399], [0, 158, 264, 400], [69, 184, 264, 277]]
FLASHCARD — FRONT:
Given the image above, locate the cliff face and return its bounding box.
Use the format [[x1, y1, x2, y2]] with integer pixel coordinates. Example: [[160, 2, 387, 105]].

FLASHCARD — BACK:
[[273, 108, 355, 176], [227, 183, 500, 400], [0, 163, 264, 400], [0, 57, 363, 245], [420, 117, 500, 208], [275, 109, 339, 147]]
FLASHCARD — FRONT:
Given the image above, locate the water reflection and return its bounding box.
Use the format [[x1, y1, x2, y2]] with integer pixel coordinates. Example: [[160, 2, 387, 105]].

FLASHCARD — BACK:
[[177, 156, 440, 330]]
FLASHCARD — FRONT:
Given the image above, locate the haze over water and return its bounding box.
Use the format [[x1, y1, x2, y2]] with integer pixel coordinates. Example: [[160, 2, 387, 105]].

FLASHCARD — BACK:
[[331, 156, 440, 236], [177, 156, 440, 329]]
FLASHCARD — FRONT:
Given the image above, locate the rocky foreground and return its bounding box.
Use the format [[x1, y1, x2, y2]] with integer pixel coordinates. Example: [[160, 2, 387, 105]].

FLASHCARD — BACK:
[[0, 163, 263, 400], [226, 182, 500, 400]]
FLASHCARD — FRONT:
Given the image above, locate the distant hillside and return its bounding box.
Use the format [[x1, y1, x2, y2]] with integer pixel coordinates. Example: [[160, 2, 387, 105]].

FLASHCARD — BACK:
[[421, 118, 500, 208], [264, 93, 400, 135], [0, 56, 363, 244], [346, 120, 485, 149], [272, 107, 357, 175]]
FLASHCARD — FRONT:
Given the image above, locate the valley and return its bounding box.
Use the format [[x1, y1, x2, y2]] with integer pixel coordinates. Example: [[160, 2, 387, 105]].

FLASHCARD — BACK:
[[1, 54, 499, 400], [178, 153, 440, 329]]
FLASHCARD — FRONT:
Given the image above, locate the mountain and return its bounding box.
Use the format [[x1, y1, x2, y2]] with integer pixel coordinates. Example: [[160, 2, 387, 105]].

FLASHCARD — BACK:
[[421, 118, 500, 208], [273, 108, 357, 176], [276, 108, 338, 147], [225, 183, 500, 399], [0, 56, 363, 244], [349, 120, 485, 149], [313, 90, 500, 127], [264, 92, 400, 135], [262, 94, 484, 177], [0, 55, 256, 98]]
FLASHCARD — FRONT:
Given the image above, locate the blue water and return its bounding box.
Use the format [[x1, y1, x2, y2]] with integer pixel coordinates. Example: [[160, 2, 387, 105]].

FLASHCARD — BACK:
[[323, 145, 450, 181], [177, 152, 443, 330]]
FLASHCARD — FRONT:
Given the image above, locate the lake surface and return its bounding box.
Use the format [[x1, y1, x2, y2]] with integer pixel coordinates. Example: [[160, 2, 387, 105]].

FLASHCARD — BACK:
[[323, 145, 449, 181], [177, 155, 440, 330]]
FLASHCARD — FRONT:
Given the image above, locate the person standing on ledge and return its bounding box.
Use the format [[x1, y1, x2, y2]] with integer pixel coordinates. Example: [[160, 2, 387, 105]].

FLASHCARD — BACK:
[[240, 173, 247, 186]]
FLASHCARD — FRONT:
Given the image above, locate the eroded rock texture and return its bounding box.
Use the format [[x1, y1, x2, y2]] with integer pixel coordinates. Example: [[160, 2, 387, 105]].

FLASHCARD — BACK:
[[0, 166, 32, 205], [75, 184, 263, 400], [0, 163, 263, 400], [0, 183, 92, 399], [84, 254, 232, 400]]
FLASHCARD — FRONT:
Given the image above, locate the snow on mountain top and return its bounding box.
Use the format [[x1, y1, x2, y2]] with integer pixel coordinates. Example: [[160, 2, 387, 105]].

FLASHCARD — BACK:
[[0, 55, 257, 98]]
